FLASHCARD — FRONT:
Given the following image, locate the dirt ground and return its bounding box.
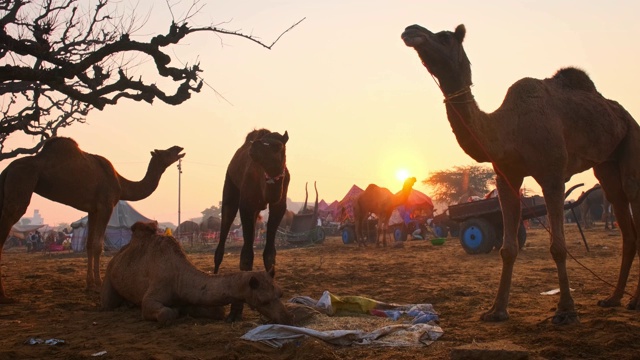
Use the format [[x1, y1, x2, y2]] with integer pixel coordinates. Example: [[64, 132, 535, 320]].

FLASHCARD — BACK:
[[1, 224, 640, 359]]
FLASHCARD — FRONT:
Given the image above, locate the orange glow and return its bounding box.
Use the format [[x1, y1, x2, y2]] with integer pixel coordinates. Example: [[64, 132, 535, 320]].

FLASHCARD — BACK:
[[395, 168, 410, 182]]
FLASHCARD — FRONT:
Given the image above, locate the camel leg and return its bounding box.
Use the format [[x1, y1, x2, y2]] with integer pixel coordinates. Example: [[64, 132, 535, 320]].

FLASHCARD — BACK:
[[85, 209, 112, 291], [100, 275, 124, 310], [381, 217, 390, 247], [264, 200, 286, 272], [141, 296, 179, 325], [353, 203, 364, 247], [214, 176, 240, 274], [542, 180, 579, 324], [594, 163, 635, 308], [481, 174, 522, 322], [0, 169, 38, 303], [375, 218, 382, 247], [225, 206, 259, 323]]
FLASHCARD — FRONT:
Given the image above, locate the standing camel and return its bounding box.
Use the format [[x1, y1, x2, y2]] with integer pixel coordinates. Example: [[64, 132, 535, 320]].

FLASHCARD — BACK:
[[353, 177, 416, 247], [577, 184, 613, 229], [0, 137, 184, 302], [402, 24, 640, 324], [213, 129, 289, 322]]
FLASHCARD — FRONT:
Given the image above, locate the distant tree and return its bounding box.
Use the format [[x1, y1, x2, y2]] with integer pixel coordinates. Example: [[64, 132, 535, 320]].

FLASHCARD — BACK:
[[201, 204, 221, 220], [423, 164, 496, 205], [0, 0, 302, 160]]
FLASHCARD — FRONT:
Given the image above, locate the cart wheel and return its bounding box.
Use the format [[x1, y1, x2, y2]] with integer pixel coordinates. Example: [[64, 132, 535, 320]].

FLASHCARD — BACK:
[[494, 221, 527, 250], [393, 226, 407, 242], [434, 225, 448, 238], [449, 223, 460, 237], [314, 227, 326, 244], [342, 227, 355, 245], [459, 218, 496, 254]]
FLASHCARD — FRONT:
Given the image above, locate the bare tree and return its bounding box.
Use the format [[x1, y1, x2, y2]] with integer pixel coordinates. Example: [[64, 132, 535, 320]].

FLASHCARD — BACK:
[[0, 0, 302, 160], [423, 164, 496, 205]]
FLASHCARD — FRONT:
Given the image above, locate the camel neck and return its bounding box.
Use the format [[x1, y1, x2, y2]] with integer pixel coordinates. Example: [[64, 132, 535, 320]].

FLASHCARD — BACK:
[[119, 160, 167, 201], [443, 92, 493, 163]]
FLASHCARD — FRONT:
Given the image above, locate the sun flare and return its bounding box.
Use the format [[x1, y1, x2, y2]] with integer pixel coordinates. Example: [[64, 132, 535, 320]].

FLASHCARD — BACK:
[[395, 168, 410, 182]]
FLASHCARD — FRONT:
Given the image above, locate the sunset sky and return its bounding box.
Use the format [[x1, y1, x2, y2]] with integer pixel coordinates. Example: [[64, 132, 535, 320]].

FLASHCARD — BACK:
[[2, 0, 639, 227]]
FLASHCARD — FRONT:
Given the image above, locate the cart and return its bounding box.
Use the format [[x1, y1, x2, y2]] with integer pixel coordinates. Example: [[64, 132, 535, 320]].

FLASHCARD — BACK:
[[445, 183, 594, 254], [278, 181, 326, 245]]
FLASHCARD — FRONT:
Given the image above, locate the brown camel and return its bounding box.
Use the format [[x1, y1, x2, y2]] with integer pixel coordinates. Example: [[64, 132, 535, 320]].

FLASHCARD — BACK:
[[214, 129, 289, 322], [577, 184, 615, 230], [279, 210, 295, 230], [200, 215, 221, 233], [0, 137, 184, 302], [402, 24, 640, 324], [353, 177, 417, 247], [101, 221, 292, 325]]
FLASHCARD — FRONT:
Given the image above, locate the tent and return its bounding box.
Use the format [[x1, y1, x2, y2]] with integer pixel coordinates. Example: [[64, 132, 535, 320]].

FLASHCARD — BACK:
[[337, 185, 364, 222], [9, 223, 48, 240], [70, 201, 153, 252], [391, 189, 435, 226], [318, 200, 340, 221]]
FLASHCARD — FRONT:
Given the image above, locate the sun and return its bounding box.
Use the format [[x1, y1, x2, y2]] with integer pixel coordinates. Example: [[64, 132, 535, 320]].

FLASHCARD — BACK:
[[395, 168, 410, 182]]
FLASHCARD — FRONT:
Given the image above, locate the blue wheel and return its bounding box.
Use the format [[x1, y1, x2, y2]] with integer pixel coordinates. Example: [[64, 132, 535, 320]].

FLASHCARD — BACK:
[[434, 225, 447, 238], [459, 218, 496, 254], [393, 226, 407, 241], [342, 227, 355, 245]]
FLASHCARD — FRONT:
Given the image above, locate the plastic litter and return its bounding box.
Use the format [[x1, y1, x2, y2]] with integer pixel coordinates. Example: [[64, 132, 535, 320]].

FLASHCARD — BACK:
[[24, 338, 65, 346], [540, 288, 575, 295], [91, 351, 108, 357]]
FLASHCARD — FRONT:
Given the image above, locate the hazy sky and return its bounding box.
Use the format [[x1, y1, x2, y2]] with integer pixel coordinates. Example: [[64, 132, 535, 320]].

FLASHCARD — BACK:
[[2, 0, 639, 226]]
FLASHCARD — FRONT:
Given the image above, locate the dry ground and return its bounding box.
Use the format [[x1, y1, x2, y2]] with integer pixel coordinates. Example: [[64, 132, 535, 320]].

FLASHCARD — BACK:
[[1, 224, 639, 359]]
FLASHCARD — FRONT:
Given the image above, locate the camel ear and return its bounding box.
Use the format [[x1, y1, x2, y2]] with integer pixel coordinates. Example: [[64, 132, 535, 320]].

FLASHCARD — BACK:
[[268, 266, 276, 279], [282, 131, 289, 144], [249, 276, 260, 290], [454, 24, 466, 43]]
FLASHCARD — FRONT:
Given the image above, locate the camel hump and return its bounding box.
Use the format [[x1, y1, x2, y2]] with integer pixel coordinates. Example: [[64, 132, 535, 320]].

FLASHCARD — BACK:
[[552, 67, 597, 93], [39, 137, 80, 154]]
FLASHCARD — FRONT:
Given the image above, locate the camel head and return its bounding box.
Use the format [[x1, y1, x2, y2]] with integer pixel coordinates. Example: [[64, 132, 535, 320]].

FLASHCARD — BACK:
[[150, 145, 186, 169], [131, 221, 159, 237], [249, 130, 289, 202], [244, 268, 293, 325], [403, 176, 417, 191], [401, 24, 472, 96]]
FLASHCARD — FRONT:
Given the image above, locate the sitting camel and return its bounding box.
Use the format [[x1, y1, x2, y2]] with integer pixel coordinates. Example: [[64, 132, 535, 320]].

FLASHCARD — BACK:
[[279, 210, 295, 230], [214, 129, 290, 322], [402, 23, 640, 324], [0, 137, 184, 302], [353, 177, 417, 247], [101, 221, 292, 325]]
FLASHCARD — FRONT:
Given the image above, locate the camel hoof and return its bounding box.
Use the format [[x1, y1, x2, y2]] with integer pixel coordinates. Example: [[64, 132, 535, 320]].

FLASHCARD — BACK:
[[552, 311, 579, 325], [480, 310, 509, 322], [625, 298, 640, 310], [597, 298, 621, 308], [225, 314, 242, 323]]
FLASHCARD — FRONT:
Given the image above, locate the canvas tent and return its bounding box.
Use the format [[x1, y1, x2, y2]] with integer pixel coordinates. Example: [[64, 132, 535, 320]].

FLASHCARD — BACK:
[[9, 224, 48, 240], [336, 184, 364, 222], [390, 189, 435, 226], [70, 201, 153, 252]]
